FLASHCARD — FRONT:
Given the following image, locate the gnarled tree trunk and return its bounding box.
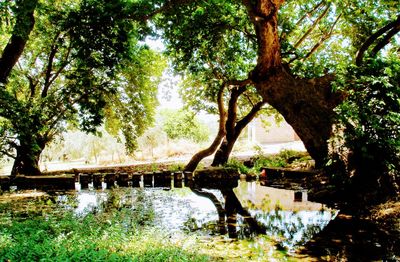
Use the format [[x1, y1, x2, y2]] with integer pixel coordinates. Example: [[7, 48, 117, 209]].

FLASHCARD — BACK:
[[10, 137, 46, 178], [244, 0, 341, 167], [255, 69, 339, 166]]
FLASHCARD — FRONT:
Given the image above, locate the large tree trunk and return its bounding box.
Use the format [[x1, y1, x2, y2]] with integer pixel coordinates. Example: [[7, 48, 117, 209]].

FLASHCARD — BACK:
[[10, 139, 45, 178], [256, 69, 339, 166], [244, 0, 341, 167]]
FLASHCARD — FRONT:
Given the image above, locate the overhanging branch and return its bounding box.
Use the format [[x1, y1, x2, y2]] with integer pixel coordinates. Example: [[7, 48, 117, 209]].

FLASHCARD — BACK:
[[235, 100, 266, 132], [356, 15, 400, 66], [371, 23, 400, 57], [300, 13, 342, 62], [0, 0, 38, 84], [293, 3, 330, 49]]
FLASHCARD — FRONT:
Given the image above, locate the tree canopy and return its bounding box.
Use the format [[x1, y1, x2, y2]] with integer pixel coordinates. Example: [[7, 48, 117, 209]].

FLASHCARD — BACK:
[[0, 0, 399, 200], [160, 108, 209, 143], [0, 0, 165, 176], [151, 0, 399, 196]]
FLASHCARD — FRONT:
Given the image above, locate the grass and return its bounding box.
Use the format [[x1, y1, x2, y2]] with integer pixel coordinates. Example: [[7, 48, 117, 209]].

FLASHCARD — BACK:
[[0, 188, 304, 261], [0, 191, 210, 262], [226, 150, 313, 175]]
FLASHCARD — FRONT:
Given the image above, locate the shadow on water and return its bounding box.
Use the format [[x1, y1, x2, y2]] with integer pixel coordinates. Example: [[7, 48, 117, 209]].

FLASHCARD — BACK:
[[190, 179, 337, 252], [297, 213, 400, 261], [53, 177, 337, 253], [1, 174, 398, 261]]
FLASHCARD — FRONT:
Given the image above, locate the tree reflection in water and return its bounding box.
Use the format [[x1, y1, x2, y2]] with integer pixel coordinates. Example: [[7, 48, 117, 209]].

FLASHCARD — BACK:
[[189, 179, 336, 251], [28, 178, 336, 252]]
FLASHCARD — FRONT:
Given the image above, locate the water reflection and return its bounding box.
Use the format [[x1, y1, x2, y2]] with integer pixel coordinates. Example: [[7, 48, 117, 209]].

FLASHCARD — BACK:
[[189, 180, 337, 250], [233, 181, 337, 250], [67, 179, 336, 251], [1, 179, 394, 260]]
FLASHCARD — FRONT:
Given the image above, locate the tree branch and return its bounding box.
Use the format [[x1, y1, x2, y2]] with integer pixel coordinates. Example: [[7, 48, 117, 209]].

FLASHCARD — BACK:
[[0, 149, 16, 159], [132, 0, 197, 21], [371, 23, 400, 57], [235, 100, 266, 133], [43, 90, 88, 129], [219, 23, 257, 42], [226, 78, 253, 88], [0, 0, 38, 84], [243, 92, 256, 107], [42, 36, 60, 98], [293, 3, 330, 49], [42, 44, 72, 98], [226, 88, 240, 140], [300, 13, 342, 62], [281, 1, 325, 41], [27, 75, 38, 98], [295, 1, 325, 29], [356, 15, 400, 66]]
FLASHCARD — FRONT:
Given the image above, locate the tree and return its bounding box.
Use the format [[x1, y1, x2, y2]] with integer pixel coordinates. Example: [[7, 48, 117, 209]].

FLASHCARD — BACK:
[[150, 0, 399, 199], [179, 74, 277, 171], [0, 0, 165, 177], [160, 108, 210, 143], [153, 2, 275, 170]]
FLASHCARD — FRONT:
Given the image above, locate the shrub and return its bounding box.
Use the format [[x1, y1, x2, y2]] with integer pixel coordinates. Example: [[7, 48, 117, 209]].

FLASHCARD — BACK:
[[333, 57, 400, 198]]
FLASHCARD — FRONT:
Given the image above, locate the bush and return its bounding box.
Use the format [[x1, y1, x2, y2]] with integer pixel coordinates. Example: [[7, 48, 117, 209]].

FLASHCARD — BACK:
[[333, 57, 400, 198], [225, 150, 311, 175], [225, 158, 251, 174]]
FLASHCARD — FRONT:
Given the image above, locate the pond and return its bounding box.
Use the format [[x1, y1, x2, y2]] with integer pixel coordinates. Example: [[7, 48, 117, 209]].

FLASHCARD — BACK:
[[0, 177, 396, 261], [0, 178, 336, 257], [69, 180, 337, 253]]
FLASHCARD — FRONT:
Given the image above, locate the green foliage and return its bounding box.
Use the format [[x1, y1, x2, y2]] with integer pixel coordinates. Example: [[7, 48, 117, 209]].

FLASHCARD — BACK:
[[0, 0, 165, 171], [0, 191, 208, 261], [168, 163, 185, 172], [105, 48, 166, 154], [155, 0, 268, 122], [336, 0, 399, 50], [279, 1, 350, 77], [156, 1, 256, 78], [334, 57, 400, 194], [225, 158, 251, 175], [226, 150, 311, 175], [252, 154, 288, 170], [279, 0, 399, 78], [161, 109, 209, 143]]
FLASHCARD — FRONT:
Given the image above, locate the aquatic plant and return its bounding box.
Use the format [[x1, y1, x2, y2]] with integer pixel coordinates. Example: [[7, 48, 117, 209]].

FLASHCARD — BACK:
[[0, 194, 208, 261]]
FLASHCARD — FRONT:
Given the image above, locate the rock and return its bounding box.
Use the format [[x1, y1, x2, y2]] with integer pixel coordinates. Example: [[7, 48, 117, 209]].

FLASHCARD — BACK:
[[194, 167, 240, 189], [0, 176, 10, 191], [15, 175, 75, 190]]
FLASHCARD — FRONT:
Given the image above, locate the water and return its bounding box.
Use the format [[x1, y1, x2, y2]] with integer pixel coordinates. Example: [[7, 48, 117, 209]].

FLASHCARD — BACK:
[[57, 180, 337, 252], [1, 178, 397, 260]]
